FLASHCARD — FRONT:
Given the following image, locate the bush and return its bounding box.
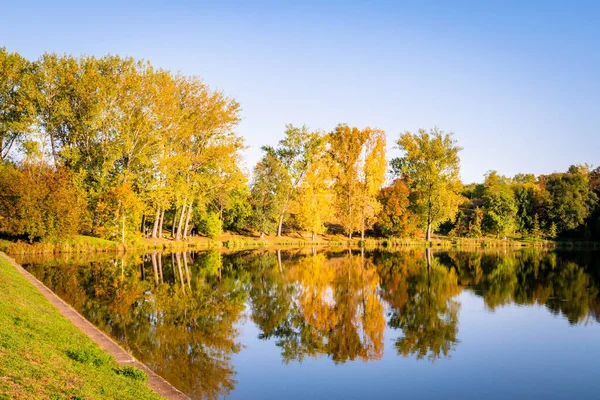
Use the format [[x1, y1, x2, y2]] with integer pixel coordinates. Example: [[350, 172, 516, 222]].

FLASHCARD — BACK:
[[113, 365, 148, 382], [66, 346, 112, 367], [0, 164, 83, 242], [196, 211, 222, 239]]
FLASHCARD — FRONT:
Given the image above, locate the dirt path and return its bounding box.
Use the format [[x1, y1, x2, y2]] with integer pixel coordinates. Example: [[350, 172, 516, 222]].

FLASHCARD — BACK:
[[0, 252, 189, 400]]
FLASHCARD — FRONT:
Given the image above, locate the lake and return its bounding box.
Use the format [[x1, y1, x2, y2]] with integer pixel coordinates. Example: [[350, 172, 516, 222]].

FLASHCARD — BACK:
[[15, 248, 600, 399]]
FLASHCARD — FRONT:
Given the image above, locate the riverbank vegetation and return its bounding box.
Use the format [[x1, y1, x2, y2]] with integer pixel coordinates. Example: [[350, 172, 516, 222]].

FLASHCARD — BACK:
[[1, 48, 599, 249], [0, 256, 162, 399]]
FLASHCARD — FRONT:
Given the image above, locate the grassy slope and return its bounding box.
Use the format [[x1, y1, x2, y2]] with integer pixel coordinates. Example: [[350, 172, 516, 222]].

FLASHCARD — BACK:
[[0, 257, 163, 400]]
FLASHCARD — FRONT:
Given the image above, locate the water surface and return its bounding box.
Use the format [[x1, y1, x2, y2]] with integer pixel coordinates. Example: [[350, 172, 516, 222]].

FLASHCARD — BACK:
[[16, 249, 600, 399]]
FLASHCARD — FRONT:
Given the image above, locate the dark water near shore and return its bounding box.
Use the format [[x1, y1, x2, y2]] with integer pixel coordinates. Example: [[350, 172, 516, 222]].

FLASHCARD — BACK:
[[16, 249, 600, 399]]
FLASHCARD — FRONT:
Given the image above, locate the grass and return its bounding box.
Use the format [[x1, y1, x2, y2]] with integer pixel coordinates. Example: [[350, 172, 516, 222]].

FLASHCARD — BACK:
[[0, 256, 164, 400]]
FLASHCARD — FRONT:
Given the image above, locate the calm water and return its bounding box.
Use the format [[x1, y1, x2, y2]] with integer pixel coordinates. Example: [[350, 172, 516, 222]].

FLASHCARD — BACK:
[[15, 249, 600, 399]]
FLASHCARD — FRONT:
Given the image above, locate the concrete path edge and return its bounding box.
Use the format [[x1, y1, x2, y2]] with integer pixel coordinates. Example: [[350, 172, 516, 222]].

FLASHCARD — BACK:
[[0, 252, 189, 400]]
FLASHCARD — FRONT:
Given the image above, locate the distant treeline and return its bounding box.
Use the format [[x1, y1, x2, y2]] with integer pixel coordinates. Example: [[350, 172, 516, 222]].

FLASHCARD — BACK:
[[1, 48, 598, 243]]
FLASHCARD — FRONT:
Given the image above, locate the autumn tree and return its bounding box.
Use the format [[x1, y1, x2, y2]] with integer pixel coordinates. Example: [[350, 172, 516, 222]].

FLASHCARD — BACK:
[[374, 179, 419, 238], [328, 124, 387, 239], [293, 140, 332, 241], [261, 125, 324, 237], [393, 128, 462, 241]]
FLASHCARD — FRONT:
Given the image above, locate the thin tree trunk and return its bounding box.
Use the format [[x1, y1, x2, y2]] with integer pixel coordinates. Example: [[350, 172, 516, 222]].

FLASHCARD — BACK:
[[277, 213, 285, 237], [176, 198, 188, 241], [361, 216, 365, 240], [170, 207, 178, 238], [426, 247, 432, 269], [152, 207, 160, 239], [151, 252, 159, 284], [426, 191, 433, 241], [426, 221, 432, 241], [140, 214, 146, 234], [158, 253, 163, 283], [121, 208, 126, 244], [312, 231, 316, 242], [277, 249, 283, 274], [183, 201, 193, 240], [176, 252, 185, 292], [158, 209, 165, 238], [183, 253, 191, 290]]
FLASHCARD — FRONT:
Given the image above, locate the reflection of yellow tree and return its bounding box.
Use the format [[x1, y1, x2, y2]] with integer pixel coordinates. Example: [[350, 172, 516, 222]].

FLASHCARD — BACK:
[[249, 251, 385, 363], [384, 249, 462, 361]]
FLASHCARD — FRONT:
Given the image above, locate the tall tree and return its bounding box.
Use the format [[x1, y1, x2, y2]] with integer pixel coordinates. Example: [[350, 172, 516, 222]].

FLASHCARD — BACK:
[[0, 48, 36, 160], [250, 152, 287, 238], [328, 124, 386, 238], [393, 128, 462, 241], [262, 125, 324, 237], [481, 171, 518, 238], [294, 150, 333, 241]]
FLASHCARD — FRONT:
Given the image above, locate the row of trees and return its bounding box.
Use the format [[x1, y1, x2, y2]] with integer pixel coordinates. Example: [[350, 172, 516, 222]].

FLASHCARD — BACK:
[[1, 48, 599, 242]]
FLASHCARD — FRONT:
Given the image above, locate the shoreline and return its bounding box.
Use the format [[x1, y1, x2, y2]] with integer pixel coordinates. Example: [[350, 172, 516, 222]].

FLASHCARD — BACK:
[[1, 234, 598, 256]]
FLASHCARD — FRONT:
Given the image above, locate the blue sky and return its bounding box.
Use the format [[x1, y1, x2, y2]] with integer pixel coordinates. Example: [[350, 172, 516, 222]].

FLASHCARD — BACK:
[[2, 0, 598, 182]]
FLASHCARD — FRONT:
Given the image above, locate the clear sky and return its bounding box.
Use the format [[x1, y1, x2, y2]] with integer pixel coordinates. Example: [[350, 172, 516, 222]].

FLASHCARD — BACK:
[[2, 0, 598, 182]]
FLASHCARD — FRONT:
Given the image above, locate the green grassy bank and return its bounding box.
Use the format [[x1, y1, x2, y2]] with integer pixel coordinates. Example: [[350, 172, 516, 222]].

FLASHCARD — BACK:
[[0, 256, 163, 400]]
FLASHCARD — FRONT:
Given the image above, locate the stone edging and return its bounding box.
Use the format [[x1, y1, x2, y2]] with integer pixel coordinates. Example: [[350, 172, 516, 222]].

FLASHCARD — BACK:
[[0, 252, 189, 400]]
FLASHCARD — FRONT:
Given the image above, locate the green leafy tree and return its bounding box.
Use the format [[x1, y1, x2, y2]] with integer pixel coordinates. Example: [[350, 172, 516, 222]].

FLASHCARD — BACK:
[[0, 47, 37, 160], [262, 125, 324, 237], [250, 153, 287, 238], [481, 171, 518, 238], [393, 128, 463, 241], [543, 165, 598, 235]]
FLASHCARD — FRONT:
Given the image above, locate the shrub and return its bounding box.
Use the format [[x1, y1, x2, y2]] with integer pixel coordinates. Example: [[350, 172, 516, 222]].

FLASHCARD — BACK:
[[113, 365, 148, 382], [66, 346, 112, 367]]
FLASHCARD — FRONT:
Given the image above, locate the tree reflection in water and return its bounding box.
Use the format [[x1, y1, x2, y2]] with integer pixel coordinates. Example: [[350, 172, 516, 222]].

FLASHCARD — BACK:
[[16, 248, 600, 399]]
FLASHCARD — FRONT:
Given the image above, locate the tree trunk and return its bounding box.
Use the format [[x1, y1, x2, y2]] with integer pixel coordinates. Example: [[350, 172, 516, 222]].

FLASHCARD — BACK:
[[176, 198, 187, 241], [151, 252, 159, 284], [312, 232, 316, 242], [426, 191, 433, 241], [140, 214, 146, 234], [260, 232, 264, 239], [121, 210, 126, 244], [175, 252, 185, 292], [152, 207, 160, 239], [361, 217, 365, 240], [183, 253, 191, 290], [170, 207, 178, 238], [277, 249, 283, 274], [183, 202, 193, 240], [158, 209, 165, 238], [158, 253, 163, 283], [277, 213, 285, 237], [426, 247, 432, 268]]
